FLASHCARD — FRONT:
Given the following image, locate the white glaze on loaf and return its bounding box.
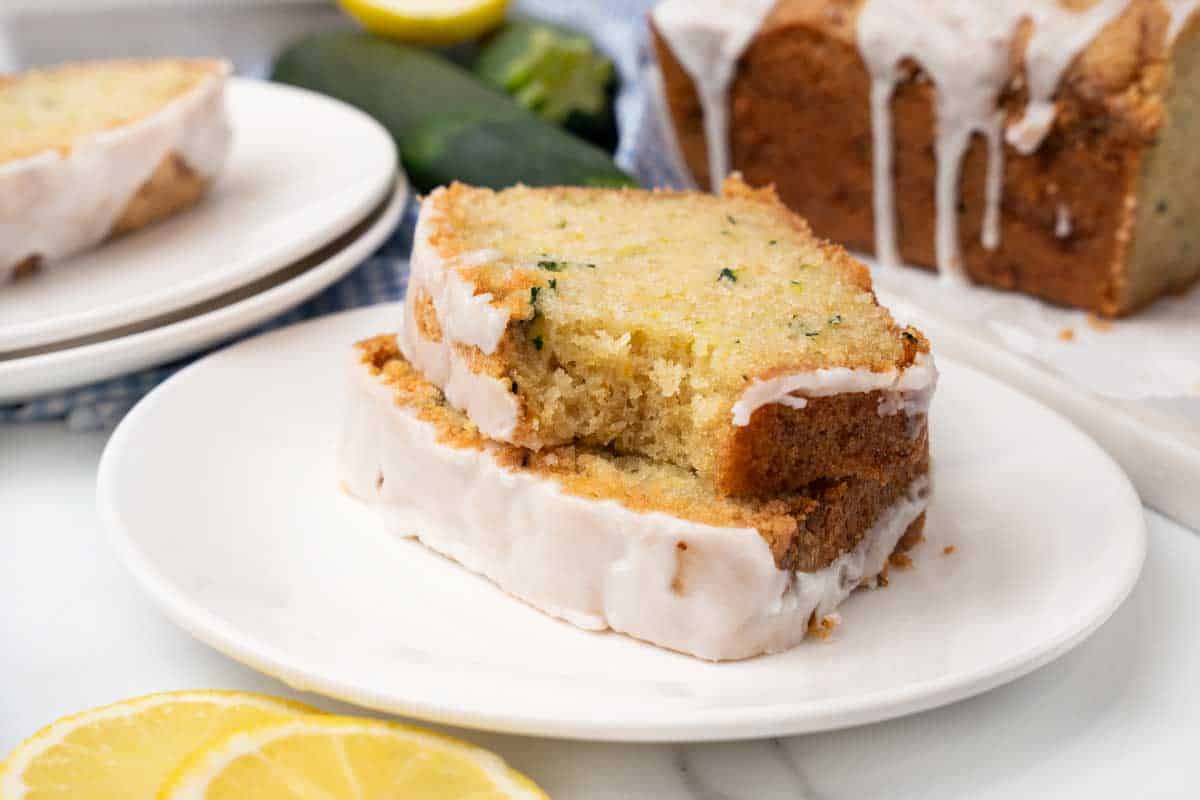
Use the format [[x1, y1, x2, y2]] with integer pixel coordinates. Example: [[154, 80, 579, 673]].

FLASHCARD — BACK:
[[0, 62, 232, 281], [654, 0, 1200, 280], [731, 351, 937, 426], [340, 347, 932, 661], [399, 192, 520, 440], [650, 0, 776, 193]]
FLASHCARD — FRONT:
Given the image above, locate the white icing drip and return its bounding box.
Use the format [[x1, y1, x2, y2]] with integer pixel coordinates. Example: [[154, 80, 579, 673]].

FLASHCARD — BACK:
[[652, 0, 777, 192], [646, 63, 699, 190], [1166, 0, 1200, 42], [399, 193, 519, 441], [0, 63, 232, 281], [868, 74, 901, 268], [859, 1, 1130, 282], [1005, 0, 1130, 154], [731, 351, 937, 427], [981, 118, 1005, 250], [341, 353, 931, 661], [859, 4, 1017, 281], [854, 3, 1022, 281], [653, 1, 1139, 281], [1055, 202, 1073, 238]]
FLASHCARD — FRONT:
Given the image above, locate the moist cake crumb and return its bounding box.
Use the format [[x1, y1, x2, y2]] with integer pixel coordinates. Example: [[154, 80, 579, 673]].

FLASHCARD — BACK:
[[404, 174, 934, 497]]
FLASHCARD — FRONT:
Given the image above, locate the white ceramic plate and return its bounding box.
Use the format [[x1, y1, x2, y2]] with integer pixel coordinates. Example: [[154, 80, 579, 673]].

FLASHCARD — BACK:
[[0, 185, 404, 403], [876, 290, 1200, 534], [0, 78, 396, 353], [98, 304, 1146, 742]]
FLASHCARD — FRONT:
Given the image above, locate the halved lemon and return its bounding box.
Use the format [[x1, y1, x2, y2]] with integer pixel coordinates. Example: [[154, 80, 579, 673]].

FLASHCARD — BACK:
[[0, 690, 314, 800], [159, 716, 547, 800], [337, 0, 510, 45]]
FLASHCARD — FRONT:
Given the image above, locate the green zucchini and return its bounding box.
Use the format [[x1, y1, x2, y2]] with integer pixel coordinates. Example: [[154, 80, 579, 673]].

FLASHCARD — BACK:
[[474, 20, 618, 151], [271, 32, 634, 192]]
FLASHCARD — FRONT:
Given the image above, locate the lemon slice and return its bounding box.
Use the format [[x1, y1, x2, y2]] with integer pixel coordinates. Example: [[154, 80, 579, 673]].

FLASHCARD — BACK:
[[1, 691, 314, 800], [337, 0, 510, 45], [159, 716, 547, 800]]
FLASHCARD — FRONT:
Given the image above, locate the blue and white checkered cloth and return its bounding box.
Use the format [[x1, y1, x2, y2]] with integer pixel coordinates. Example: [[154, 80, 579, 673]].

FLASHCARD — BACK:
[[1, 0, 687, 429]]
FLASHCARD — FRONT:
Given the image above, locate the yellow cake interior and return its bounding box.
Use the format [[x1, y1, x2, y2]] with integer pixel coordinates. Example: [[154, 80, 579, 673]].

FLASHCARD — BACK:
[[424, 176, 916, 479], [0, 60, 218, 164]]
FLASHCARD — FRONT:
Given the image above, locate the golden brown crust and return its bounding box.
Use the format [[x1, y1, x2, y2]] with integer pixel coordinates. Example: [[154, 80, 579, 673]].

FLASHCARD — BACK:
[[422, 182, 472, 260], [774, 455, 928, 571], [711, 315, 927, 497], [357, 334, 930, 572], [718, 389, 928, 497], [653, 0, 1198, 315], [109, 152, 209, 237]]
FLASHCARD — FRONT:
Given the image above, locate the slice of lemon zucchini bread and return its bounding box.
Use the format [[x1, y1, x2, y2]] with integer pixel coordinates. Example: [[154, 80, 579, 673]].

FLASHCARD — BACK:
[[1, 59, 231, 282], [342, 336, 930, 661], [401, 174, 935, 497]]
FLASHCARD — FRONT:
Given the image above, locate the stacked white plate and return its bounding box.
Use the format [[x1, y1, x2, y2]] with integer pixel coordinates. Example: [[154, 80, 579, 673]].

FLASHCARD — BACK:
[[0, 78, 406, 403]]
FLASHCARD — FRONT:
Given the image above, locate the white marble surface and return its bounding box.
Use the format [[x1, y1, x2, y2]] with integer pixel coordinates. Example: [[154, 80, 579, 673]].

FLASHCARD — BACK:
[[2, 421, 1200, 797]]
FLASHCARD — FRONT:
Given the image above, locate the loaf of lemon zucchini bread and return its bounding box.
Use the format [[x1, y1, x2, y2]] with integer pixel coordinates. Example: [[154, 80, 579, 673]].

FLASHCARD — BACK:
[[652, 0, 1200, 315], [1, 59, 231, 282], [401, 174, 934, 497]]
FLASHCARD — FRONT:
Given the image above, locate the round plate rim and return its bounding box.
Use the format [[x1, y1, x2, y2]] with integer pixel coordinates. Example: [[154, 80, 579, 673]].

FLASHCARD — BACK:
[[0, 184, 406, 402], [96, 306, 1147, 742], [0, 78, 397, 352]]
